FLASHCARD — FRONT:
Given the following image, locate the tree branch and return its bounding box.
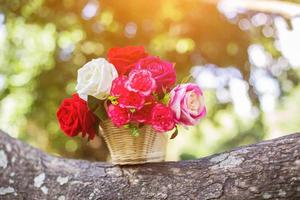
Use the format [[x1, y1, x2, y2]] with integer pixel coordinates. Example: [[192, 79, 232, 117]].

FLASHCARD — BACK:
[[0, 130, 299, 199]]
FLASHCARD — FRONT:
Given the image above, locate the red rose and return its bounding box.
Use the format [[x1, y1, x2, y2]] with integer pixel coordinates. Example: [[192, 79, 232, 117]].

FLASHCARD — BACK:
[[151, 104, 175, 132], [107, 104, 131, 127], [132, 96, 157, 123], [125, 69, 156, 96], [108, 46, 148, 75], [136, 56, 176, 94], [57, 94, 98, 140]]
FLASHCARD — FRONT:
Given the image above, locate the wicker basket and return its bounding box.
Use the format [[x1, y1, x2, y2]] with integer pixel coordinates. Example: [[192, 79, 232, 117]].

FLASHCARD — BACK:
[[100, 120, 167, 165]]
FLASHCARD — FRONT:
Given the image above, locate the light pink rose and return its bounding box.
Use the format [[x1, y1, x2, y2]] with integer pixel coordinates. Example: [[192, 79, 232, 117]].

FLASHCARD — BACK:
[[169, 83, 206, 126]]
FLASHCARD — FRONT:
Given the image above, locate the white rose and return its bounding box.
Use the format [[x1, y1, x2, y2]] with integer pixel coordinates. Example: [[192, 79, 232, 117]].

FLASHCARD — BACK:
[[75, 58, 118, 101]]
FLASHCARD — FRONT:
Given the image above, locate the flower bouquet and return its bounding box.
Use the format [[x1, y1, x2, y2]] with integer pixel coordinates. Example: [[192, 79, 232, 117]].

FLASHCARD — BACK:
[[57, 46, 206, 165]]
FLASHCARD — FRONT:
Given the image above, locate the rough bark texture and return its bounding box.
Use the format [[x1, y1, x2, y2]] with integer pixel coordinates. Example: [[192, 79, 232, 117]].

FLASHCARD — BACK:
[[0, 131, 299, 200]]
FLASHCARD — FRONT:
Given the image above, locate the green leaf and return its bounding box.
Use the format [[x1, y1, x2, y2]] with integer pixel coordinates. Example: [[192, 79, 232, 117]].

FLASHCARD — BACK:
[[93, 105, 108, 121], [87, 95, 108, 121], [170, 127, 178, 139], [130, 125, 139, 137], [162, 93, 170, 105], [123, 124, 130, 128], [87, 95, 100, 112]]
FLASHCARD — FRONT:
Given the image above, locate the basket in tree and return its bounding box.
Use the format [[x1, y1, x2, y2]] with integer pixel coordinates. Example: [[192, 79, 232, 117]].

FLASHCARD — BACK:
[[57, 46, 206, 165]]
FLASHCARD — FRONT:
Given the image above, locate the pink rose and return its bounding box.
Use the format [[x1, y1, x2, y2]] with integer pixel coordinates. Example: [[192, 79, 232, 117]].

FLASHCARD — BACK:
[[136, 56, 176, 94], [107, 104, 131, 127], [151, 104, 175, 132], [125, 69, 156, 96], [169, 83, 206, 126]]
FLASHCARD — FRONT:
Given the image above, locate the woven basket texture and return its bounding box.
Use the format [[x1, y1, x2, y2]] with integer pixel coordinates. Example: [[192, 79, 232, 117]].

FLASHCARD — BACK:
[[100, 120, 167, 165]]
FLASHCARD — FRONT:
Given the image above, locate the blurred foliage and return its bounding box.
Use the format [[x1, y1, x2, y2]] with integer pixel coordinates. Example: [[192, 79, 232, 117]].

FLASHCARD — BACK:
[[0, 0, 299, 161]]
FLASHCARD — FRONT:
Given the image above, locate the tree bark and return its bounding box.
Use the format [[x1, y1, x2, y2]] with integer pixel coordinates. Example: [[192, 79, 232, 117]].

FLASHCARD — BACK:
[[0, 131, 299, 200]]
